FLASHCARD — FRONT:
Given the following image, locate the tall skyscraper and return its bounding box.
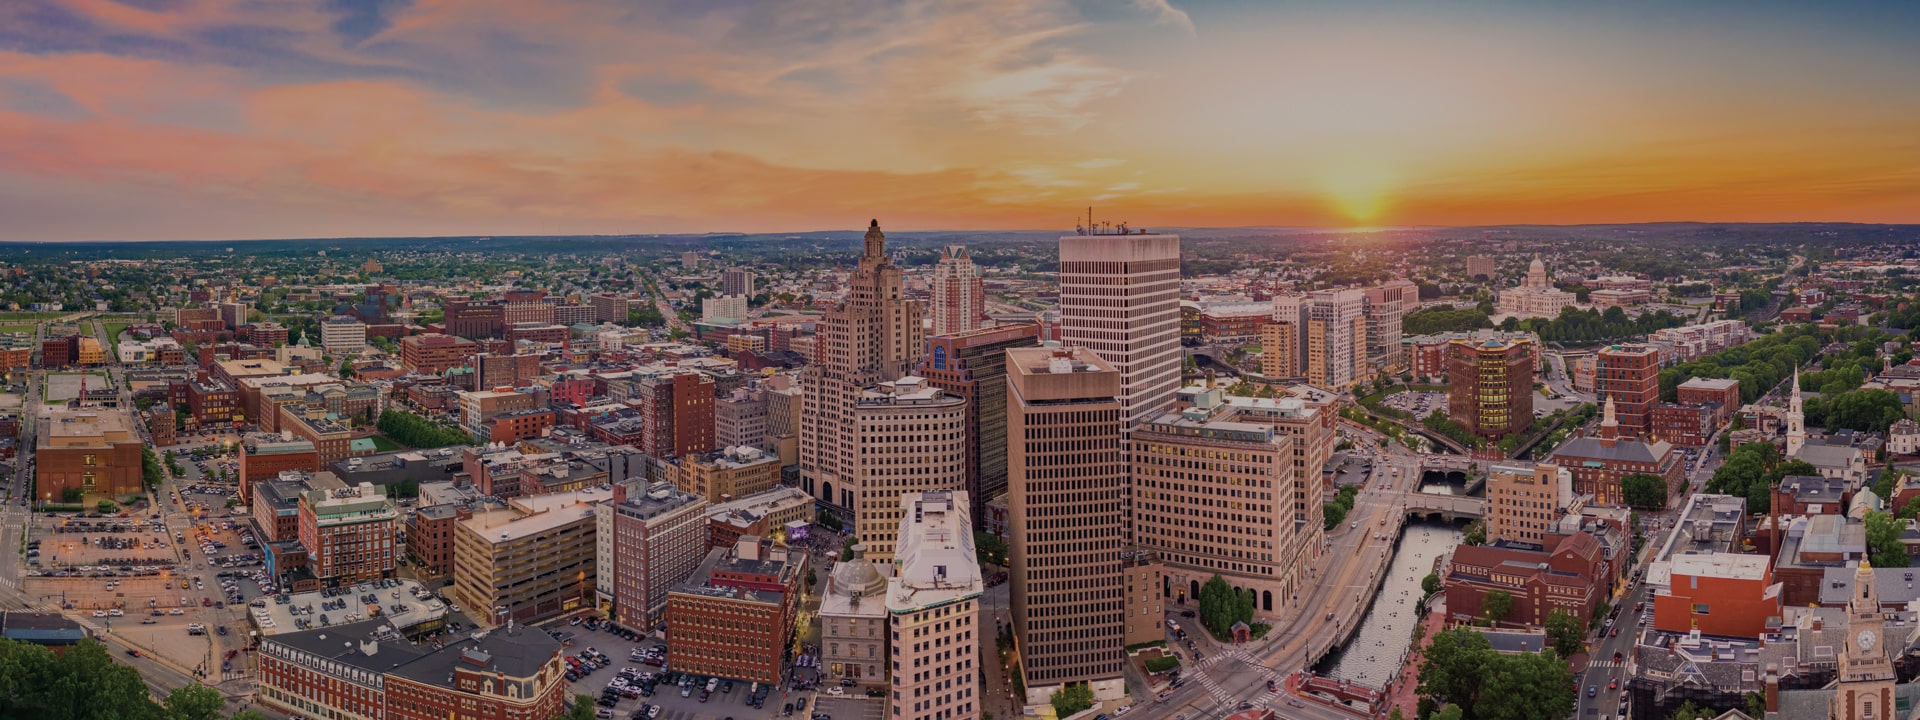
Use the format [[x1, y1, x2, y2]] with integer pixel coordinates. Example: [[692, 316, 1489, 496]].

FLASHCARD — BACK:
[[931, 245, 986, 337], [722, 267, 758, 299], [1596, 344, 1660, 440], [886, 490, 983, 720], [1446, 336, 1535, 440], [1057, 230, 1182, 430], [801, 220, 927, 507], [916, 323, 1043, 524], [1364, 280, 1418, 374], [1306, 289, 1368, 391], [1006, 346, 1126, 703]]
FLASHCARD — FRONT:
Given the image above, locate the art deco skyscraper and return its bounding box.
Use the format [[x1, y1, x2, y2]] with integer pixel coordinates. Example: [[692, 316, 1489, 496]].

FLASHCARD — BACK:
[[1006, 346, 1126, 703], [1057, 230, 1182, 430], [801, 220, 926, 508], [931, 245, 986, 336]]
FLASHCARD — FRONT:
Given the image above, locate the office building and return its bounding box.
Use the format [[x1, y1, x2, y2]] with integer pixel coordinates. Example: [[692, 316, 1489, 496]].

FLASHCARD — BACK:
[[666, 446, 782, 505], [406, 502, 471, 578], [400, 334, 478, 374], [1006, 347, 1126, 703], [297, 482, 397, 586], [820, 544, 889, 685], [666, 537, 805, 684], [449, 487, 608, 624], [239, 437, 321, 505], [915, 323, 1042, 524], [887, 490, 983, 720], [459, 389, 541, 441], [605, 482, 709, 629], [931, 245, 985, 336], [722, 268, 757, 299], [1485, 463, 1574, 545], [637, 371, 715, 460], [35, 407, 144, 499], [591, 294, 631, 325], [1596, 344, 1660, 440], [703, 295, 749, 323], [1465, 255, 1497, 279], [1676, 377, 1741, 428], [1131, 385, 1301, 615], [1057, 230, 1181, 431], [1497, 257, 1577, 319], [1650, 553, 1780, 639], [801, 220, 926, 505], [1446, 336, 1535, 440], [442, 298, 505, 339], [1306, 289, 1368, 391], [715, 387, 769, 451], [852, 377, 966, 567], [706, 487, 816, 549], [1259, 320, 1301, 379], [319, 316, 367, 354]]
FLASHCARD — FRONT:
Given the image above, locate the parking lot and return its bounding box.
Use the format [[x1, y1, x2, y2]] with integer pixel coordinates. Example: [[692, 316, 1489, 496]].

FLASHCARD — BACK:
[[1380, 390, 1446, 416], [545, 616, 834, 720]]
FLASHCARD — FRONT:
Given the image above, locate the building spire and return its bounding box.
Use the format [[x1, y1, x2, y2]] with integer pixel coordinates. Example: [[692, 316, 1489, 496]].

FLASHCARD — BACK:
[[864, 219, 885, 261], [1599, 395, 1619, 443]]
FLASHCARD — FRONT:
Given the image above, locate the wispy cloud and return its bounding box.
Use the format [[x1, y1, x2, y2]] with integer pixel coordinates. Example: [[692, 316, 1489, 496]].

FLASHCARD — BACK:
[[1133, 0, 1195, 36]]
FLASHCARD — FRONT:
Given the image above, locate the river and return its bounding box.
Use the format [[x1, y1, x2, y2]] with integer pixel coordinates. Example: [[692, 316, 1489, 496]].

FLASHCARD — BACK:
[[1319, 519, 1464, 688]]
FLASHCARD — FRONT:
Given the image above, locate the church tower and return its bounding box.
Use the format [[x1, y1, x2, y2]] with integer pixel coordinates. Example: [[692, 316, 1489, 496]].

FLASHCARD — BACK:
[[1787, 367, 1807, 457], [1833, 559, 1895, 720]]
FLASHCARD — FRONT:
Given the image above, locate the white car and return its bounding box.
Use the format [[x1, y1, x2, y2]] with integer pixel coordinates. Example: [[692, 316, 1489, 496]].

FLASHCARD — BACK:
[[826, 687, 845, 696]]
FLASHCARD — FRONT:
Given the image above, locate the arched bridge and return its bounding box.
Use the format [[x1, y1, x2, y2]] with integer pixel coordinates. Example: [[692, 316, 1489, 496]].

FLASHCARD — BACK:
[[1385, 490, 1486, 522]]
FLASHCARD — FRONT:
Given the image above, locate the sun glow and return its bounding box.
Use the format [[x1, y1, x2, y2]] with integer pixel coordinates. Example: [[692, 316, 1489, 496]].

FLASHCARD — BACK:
[[1320, 166, 1396, 225]]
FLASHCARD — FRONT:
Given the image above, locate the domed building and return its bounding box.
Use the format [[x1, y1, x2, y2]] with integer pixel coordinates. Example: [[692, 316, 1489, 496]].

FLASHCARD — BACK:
[[1498, 256, 1579, 319], [819, 544, 889, 685]]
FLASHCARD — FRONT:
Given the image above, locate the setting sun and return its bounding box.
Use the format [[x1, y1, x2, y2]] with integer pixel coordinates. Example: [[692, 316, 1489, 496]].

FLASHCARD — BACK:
[[1320, 166, 1396, 225]]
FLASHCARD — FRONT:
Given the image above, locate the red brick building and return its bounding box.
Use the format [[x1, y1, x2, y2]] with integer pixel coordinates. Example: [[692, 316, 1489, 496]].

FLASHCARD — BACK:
[[400, 333, 479, 374], [1444, 532, 1612, 628], [296, 482, 397, 585], [259, 619, 569, 720], [1446, 336, 1534, 440], [442, 299, 505, 339], [1649, 403, 1714, 447], [405, 503, 472, 577], [1676, 377, 1741, 428], [481, 408, 555, 444], [35, 408, 144, 499], [1546, 398, 1684, 506], [666, 537, 805, 684], [1596, 344, 1660, 440], [238, 437, 321, 503], [638, 372, 715, 460], [185, 376, 241, 427]]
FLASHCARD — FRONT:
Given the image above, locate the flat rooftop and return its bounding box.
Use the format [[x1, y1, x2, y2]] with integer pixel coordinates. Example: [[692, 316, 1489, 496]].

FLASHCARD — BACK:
[[250, 579, 447, 637], [461, 486, 611, 544], [1669, 552, 1770, 582]]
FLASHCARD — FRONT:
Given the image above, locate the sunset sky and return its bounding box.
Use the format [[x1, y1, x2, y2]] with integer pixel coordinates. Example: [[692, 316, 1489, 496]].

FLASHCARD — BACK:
[[2, 0, 1919, 241]]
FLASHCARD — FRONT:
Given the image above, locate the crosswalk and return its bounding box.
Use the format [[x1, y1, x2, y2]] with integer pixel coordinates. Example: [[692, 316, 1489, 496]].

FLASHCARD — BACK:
[[1587, 660, 1622, 670]]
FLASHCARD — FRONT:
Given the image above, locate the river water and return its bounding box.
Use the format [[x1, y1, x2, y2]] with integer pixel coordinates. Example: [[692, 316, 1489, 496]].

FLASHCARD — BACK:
[[1319, 519, 1464, 687]]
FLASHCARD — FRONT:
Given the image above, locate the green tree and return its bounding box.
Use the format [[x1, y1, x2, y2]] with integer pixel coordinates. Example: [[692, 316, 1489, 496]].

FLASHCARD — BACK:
[[231, 712, 271, 720], [1621, 473, 1669, 511], [1669, 700, 1708, 720], [1433, 706, 1464, 720], [1543, 609, 1585, 658], [1417, 629, 1493, 712], [974, 532, 1009, 567], [1050, 682, 1094, 717], [560, 695, 598, 720], [1462, 520, 1486, 547], [1421, 573, 1442, 596], [162, 684, 226, 720], [1482, 590, 1513, 625], [1865, 510, 1910, 569], [1898, 496, 1920, 521], [1475, 651, 1575, 720], [337, 358, 355, 379]]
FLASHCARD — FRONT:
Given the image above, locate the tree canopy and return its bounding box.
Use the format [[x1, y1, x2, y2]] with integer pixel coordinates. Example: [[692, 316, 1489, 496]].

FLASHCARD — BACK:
[[1866, 510, 1910, 569], [1621, 473, 1669, 511], [1707, 442, 1815, 514], [1416, 628, 1574, 720], [0, 637, 229, 720], [377, 408, 476, 448]]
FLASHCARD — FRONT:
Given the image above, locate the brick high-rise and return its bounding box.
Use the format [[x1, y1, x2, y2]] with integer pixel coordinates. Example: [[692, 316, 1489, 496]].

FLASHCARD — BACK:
[[638, 371, 715, 460], [1006, 346, 1126, 703], [1596, 344, 1660, 440], [801, 220, 925, 508]]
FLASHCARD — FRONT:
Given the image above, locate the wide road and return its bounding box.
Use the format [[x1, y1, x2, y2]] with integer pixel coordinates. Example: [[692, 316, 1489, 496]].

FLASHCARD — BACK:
[[1149, 429, 1434, 720]]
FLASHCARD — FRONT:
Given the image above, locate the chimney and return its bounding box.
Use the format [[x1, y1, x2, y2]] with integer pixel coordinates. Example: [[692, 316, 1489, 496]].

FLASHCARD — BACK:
[[612, 481, 627, 506], [1764, 664, 1779, 713]]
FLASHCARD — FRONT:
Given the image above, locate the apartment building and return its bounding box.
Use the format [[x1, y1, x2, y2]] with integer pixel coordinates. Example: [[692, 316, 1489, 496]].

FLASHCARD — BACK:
[[666, 537, 806, 684], [605, 482, 709, 629], [1446, 336, 1535, 440], [296, 482, 397, 586]]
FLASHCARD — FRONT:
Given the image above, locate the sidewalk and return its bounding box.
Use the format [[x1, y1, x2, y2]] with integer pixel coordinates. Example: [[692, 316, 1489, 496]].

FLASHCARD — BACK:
[[1380, 609, 1444, 719]]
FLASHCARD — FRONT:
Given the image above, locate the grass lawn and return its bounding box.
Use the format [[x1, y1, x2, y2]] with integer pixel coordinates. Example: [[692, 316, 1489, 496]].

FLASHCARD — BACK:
[[102, 321, 130, 351], [367, 434, 403, 452], [0, 325, 37, 335], [0, 312, 67, 322]]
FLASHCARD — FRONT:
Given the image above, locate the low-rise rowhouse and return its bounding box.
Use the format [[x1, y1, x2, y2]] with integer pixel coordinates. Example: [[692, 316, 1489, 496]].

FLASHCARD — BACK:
[[259, 618, 569, 720]]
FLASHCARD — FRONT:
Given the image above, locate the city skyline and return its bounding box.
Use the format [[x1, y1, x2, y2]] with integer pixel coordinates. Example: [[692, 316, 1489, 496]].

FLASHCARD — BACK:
[[3, 1, 1920, 241]]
